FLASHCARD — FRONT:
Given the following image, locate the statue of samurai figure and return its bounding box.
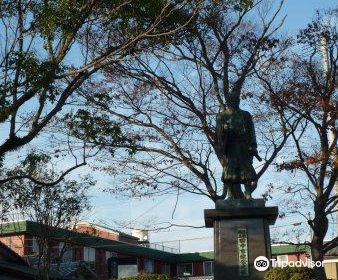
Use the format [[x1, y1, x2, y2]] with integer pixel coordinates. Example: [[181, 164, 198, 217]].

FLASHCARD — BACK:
[[215, 91, 262, 199]]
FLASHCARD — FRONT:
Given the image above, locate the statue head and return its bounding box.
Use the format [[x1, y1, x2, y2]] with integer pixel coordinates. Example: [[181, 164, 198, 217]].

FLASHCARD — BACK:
[[226, 91, 240, 109]]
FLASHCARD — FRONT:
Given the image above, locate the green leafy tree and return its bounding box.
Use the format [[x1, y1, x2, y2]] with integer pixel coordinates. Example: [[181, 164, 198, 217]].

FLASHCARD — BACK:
[[0, 0, 196, 186]]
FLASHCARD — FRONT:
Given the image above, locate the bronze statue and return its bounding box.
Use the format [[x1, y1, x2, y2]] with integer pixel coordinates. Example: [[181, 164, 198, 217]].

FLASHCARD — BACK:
[[215, 91, 261, 199]]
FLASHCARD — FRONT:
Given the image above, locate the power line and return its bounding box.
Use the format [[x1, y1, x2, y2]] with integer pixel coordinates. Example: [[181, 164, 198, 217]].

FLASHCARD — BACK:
[[130, 196, 172, 223], [153, 236, 213, 244]]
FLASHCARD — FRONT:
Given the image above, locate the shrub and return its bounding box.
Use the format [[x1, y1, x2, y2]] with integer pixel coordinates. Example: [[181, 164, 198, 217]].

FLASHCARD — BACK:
[[264, 266, 316, 280], [109, 275, 174, 280], [289, 274, 315, 280]]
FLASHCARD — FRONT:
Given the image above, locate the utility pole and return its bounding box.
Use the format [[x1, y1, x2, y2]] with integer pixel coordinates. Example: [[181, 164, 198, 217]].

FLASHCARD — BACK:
[[320, 37, 329, 74], [321, 36, 338, 235]]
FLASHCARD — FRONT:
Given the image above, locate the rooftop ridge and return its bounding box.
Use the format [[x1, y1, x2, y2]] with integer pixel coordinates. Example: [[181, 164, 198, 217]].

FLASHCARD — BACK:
[[76, 221, 139, 240]]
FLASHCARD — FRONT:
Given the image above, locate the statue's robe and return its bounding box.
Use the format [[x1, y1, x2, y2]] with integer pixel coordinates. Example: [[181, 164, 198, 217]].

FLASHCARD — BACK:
[[215, 109, 257, 184]]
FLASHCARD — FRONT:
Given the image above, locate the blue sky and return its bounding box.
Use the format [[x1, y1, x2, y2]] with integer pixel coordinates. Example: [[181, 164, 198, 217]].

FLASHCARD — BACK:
[[282, 0, 336, 32]]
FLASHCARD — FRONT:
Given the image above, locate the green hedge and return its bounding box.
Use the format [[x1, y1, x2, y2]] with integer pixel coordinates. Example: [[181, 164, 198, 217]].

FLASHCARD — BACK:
[[264, 266, 316, 280], [109, 275, 175, 280]]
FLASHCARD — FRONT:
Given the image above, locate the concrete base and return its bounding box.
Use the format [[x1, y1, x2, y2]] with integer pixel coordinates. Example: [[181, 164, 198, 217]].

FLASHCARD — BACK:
[[204, 199, 278, 280]]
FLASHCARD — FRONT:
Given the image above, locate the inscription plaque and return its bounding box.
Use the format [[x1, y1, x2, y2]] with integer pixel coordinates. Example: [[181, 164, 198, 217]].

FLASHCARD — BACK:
[[237, 228, 249, 277]]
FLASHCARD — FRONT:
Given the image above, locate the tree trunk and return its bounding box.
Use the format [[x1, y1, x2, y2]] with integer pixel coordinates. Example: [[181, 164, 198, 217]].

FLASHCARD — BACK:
[[311, 237, 327, 280], [311, 200, 329, 280]]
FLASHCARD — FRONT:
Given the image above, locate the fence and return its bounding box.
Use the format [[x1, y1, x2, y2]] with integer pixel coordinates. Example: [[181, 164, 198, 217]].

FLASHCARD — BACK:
[[138, 242, 179, 254], [178, 277, 214, 280]]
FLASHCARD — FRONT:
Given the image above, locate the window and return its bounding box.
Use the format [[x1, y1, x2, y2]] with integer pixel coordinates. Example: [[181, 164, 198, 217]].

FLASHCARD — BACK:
[[59, 242, 72, 263], [84, 247, 96, 270], [106, 251, 117, 261], [118, 265, 138, 278], [32, 237, 39, 254], [177, 263, 193, 276], [162, 263, 171, 276], [7, 237, 12, 249], [277, 255, 288, 263], [144, 259, 154, 274], [203, 261, 213, 276]]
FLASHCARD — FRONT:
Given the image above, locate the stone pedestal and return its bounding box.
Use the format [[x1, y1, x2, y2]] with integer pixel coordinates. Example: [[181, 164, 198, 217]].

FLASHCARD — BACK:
[[204, 199, 278, 280]]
